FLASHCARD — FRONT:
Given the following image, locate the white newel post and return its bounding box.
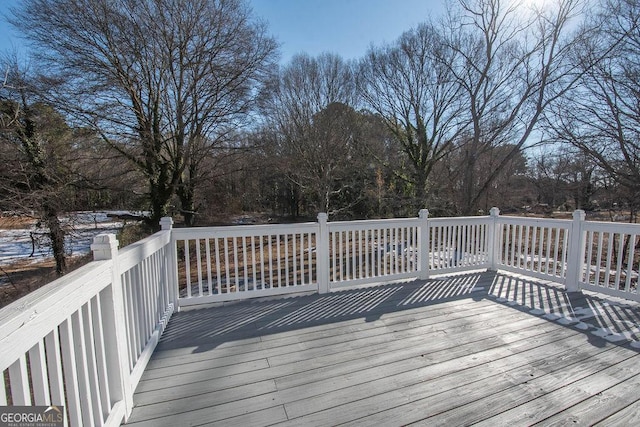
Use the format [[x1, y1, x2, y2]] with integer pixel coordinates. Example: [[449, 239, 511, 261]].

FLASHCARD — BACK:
[[317, 213, 330, 294], [160, 216, 179, 310], [418, 209, 430, 280], [565, 209, 586, 292], [91, 234, 134, 420], [487, 207, 500, 270]]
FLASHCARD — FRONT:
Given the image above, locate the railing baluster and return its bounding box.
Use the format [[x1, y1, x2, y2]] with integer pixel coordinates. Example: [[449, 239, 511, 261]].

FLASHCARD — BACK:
[[123, 271, 136, 370], [8, 355, 30, 405], [214, 237, 221, 294], [552, 228, 560, 277], [502, 224, 509, 268], [465, 224, 470, 266], [276, 234, 282, 287], [268, 234, 274, 288], [337, 231, 343, 281], [234, 237, 240, 292], [624, 234, 636, 293], [615, 232, 625, 290], [536, 226, 544, 274], [285, 234, 290, 286], [184, 240, 191, 298], [291, 233, 295, 286], [71, 309, 96, 427], [134, 266, 146, 354], [81, 302, 103, 426], [544, 227, 552, 276], [355, 229, 360, 278], [530, 225, 536, 271], [509, 224, 516, 267], [195, 239, 203, 297], [308, 232, 313, 284], [561, 227, 570, 279], [436, 226, 442, 269], [28, 340, 50, 405], [205, 239, 212, 295], [45, 328, 65, 407], [595, 232, 604, 286], [59, 318, 82, 427], [252, 236, 257, 290], [91, 293, 111, 419], [243, 236, 249, 290], [585, 231, 594, 284], [223, 237, 231, 293], [260, 235, 266, 288]]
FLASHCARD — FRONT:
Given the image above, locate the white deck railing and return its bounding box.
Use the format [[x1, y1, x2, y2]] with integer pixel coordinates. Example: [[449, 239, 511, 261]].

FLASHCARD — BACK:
[[0, 218, 175, 427], [1, 208, 639, 425]]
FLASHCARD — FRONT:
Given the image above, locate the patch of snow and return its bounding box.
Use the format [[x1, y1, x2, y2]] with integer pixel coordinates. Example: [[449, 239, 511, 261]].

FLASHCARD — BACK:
[[0, 211, 145, 267]]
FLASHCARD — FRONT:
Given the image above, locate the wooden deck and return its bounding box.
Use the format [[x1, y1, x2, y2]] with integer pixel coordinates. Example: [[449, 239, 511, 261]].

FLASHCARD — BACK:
[[124, 271, 640, 426]]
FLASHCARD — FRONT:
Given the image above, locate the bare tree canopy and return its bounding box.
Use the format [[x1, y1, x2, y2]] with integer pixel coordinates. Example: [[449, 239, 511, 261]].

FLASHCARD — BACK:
[[260, 53, 365, 216], [545, 0, 640, 214], [0, 58, 71, 274], [11, 0, 278, 227], [358, 22, 466, 209], [442, 0, 594, 214], [4, 0, 639, 226]]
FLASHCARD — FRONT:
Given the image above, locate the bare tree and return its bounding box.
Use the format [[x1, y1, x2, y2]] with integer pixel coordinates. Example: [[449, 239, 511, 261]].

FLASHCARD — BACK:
[[443, 0, 594, 214], [260, 53, 364, 216], [11, 0, 278, 228], [544, 0, 640, 218], [528, 147, 600, 211], [357, 23, 467, 210], [0, 60, 71, 275]]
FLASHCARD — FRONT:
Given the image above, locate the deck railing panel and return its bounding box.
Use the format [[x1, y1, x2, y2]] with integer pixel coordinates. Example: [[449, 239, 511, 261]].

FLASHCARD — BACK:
[[0, 226, 174, 426], [173, 222, 319, 307], [0, 260, 120, 427], [579, 220, 640, 300], [115, 231, 174, 393], [327, 218, 420, 289], [495, 216, 572, 283], [427, 217, 490, 274]]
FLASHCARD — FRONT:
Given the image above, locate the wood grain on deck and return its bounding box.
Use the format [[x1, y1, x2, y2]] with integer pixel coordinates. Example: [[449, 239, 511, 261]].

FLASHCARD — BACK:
[[124, 271, 640, 426]]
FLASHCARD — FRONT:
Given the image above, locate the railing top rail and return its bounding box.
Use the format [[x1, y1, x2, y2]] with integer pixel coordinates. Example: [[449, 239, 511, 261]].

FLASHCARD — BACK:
[[0, 259, 113, 369], [428, 216, 490, 224], [328, 217, 420, 230], [117, 229, 171, 272], [171, 221, 318, 239], [581, 219, 640, 233], [497, 215, 572, 227]]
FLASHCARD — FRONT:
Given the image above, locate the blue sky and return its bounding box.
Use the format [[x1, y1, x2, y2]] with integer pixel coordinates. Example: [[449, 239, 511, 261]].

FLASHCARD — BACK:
[[0, 0, 444, 63], [249, 0, 444, 63]]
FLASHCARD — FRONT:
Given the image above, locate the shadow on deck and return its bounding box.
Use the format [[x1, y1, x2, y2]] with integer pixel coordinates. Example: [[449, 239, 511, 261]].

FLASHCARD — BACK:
[[125, 271, 640, 426], [155, 271, 640, 353]]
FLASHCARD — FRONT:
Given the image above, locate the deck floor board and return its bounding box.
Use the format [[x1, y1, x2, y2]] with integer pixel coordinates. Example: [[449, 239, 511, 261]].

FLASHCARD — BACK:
[[124, 271, 640, 427]]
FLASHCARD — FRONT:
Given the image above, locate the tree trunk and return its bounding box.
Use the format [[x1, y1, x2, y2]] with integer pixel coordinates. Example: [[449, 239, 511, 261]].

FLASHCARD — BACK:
[[43, 204, 66, 276], [177, 181, 197, 227], [148, 168, 175, 231], [461, 147, 477, 215]]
